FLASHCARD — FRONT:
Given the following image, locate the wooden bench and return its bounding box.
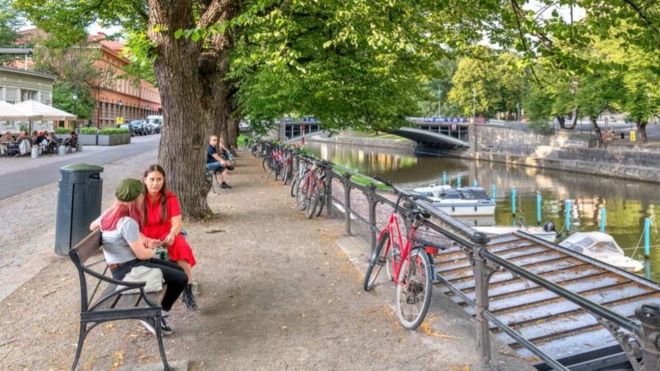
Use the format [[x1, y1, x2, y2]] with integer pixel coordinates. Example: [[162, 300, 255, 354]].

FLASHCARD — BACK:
[[69, 229, 170, 370]]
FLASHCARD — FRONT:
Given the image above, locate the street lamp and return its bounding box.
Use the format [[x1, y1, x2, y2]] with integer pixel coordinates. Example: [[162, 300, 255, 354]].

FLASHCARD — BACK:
[[72, 93, 78, 129]]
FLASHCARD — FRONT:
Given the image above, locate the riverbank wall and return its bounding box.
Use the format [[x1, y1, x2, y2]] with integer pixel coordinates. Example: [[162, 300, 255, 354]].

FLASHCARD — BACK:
[[307, 126, 660, 183]]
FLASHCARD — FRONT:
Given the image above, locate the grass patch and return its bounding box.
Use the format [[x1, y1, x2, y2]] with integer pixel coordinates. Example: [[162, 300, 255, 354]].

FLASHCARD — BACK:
[[330, 163, 391, 190]]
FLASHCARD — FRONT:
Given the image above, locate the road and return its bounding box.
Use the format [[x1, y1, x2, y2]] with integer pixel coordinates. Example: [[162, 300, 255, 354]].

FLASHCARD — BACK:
[[0, 135, 159, 200]]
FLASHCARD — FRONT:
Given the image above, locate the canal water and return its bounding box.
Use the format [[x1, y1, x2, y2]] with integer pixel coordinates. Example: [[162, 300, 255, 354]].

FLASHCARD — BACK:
[[308, 142, 659, 282]]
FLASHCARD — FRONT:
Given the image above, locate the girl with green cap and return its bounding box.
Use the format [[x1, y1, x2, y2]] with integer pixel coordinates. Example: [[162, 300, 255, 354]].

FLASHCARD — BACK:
[[90, 178, 188, 336]]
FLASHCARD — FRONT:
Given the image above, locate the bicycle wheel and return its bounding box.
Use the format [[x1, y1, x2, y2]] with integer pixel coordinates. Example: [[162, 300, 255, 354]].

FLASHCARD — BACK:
[[363, 232, 390, 291], [305, 188, 320, 218], [290, 175, 300, 197], [262, 157, 269, 172], [314, 183, 326, 217], [283, 163, 292, 185], [385, 241, 400, 281], [395, 248, 432, 330], [295, 178, 310, 210]]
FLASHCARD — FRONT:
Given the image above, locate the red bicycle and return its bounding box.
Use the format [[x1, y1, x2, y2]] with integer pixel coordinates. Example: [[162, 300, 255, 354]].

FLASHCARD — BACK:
[[363, 185, 443, 330]]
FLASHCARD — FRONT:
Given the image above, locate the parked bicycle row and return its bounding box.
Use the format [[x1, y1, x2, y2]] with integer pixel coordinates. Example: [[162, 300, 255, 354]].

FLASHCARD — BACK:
[[254, 140, 449, 329]]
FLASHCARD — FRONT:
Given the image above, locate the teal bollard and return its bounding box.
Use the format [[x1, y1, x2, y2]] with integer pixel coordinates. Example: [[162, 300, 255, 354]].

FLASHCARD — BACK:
[[442, 171, 448, 185], [644, 217, 651, 259], [565, 200, 572, 231], [599, 208, 607, 233], [491, 184, 496, 202], [512, 187, 517, 216], [456, 175, 462, 188], [536, 192, 542, 225]]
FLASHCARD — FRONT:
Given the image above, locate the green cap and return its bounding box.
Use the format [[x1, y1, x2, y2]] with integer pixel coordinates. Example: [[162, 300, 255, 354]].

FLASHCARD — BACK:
[[115, 178, 144, 202]]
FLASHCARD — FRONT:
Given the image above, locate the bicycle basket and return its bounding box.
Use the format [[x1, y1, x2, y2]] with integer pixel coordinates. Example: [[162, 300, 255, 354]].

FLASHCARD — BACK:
[[413, 226, 452, 255]]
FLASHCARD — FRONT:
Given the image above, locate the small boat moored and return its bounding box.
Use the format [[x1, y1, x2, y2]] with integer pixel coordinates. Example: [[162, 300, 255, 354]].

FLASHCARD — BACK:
[[413, 184, 496, 217], [559, 232, 644, 272]]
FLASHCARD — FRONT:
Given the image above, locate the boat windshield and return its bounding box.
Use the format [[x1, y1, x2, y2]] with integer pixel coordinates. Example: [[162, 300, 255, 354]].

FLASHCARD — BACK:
[[589, 241, 622, 255], [440, 190, 462, 199], [459, 190, 476, 200]]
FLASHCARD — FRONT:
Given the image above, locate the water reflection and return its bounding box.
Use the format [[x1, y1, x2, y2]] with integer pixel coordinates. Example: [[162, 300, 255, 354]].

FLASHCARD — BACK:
[[308, 142, 659, 282]]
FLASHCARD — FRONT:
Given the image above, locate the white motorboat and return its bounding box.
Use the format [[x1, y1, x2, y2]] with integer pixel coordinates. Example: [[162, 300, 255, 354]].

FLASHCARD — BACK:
[[413, 184, 496, 217], [559, 232, 644, 272], [473, 226, 557, 242]]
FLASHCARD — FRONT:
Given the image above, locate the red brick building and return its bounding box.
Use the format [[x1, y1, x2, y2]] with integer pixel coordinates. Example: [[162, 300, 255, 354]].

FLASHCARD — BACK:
[[87, 33, 162, 128], [16, 29, 162, 128]]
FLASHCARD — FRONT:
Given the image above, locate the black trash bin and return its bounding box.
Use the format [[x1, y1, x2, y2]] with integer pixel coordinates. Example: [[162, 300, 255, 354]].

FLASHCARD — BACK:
[[55, 164, 104, 256]]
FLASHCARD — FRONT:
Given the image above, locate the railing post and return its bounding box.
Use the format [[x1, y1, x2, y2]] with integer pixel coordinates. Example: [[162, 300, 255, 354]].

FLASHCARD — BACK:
[[366, 183, 377, 253], [344, 174, 352, 235], [325, 171, 333, 218], [473, 233, 493, 370], [636, 304, 660, 371]]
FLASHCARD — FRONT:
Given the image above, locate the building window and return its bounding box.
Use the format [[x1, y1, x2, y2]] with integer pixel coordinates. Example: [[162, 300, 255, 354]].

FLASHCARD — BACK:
[[21, 89, 38, 102]]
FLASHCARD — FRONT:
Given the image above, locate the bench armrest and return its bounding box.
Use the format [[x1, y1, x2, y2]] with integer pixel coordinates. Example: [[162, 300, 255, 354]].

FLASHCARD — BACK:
[[82, 266, 147, 288]]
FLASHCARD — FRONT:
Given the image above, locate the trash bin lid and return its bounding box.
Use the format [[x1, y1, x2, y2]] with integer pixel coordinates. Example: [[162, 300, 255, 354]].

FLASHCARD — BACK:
[[60, 163, 104, 173]]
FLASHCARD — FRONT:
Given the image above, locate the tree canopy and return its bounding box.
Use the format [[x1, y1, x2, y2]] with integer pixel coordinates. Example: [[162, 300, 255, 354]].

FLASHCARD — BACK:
[[12, 0, 660, 217]]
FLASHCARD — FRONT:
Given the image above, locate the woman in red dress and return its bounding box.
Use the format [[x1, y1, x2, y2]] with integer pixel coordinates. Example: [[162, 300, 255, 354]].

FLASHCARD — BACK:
[[142, 164, 198, 309]]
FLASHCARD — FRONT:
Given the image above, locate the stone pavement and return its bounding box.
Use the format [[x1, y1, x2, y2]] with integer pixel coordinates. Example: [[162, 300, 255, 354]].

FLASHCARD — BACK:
[[0, 151, 533, 370]]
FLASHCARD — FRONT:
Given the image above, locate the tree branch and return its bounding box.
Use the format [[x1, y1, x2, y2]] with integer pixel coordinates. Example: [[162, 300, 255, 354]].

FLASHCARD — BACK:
[[198, 0, 232, 29], [509, 0, 541, 85], [621, 0, 659, 35]]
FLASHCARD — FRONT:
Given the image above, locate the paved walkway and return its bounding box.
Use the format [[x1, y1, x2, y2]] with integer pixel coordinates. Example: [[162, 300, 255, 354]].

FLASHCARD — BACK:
[[0, 151, 531, 370]]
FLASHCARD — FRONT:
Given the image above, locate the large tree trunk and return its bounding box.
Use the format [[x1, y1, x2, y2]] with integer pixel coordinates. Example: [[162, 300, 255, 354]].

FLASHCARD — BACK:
[[567, 107, 579, 129], [210, 78, 230, 144], [555, 115, 566, 129], [149, 0, 213, 219], [637, 121, 648, 143], [590, 115, 604, 146], [228, 114, 240, 148]]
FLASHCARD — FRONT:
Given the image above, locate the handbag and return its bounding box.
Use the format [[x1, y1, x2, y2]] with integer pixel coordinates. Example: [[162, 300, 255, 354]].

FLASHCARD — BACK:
[[117, 266, 164, 294]]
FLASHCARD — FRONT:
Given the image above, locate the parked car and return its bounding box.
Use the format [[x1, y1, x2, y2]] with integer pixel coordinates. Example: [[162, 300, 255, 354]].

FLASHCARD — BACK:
[[146, 115, 164, 134], [129, 119, 149, 135]]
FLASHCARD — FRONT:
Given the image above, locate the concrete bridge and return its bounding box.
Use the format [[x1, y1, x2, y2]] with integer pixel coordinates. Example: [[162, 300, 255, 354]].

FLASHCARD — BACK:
[[391, 127, 469, 150], [279, 116, 471, 150]]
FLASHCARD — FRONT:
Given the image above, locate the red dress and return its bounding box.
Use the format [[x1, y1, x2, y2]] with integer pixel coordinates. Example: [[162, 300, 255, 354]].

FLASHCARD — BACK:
[[142, 191, 196, 267]]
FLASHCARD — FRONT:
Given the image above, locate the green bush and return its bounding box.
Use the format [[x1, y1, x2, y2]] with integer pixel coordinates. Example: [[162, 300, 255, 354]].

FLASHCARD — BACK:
[[99, 127, 130, 135], [528, 121, 555, 135], [54, 127, 72, 134], [79, 127, 98, 135]]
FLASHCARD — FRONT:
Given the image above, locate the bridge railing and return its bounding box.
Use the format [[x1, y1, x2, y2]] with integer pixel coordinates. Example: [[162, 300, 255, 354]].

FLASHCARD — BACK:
[[277, 143, 660, 371]]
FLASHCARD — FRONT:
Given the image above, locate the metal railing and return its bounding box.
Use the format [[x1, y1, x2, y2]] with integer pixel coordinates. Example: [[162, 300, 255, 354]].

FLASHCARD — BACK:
[[264, 142, 660, 371]]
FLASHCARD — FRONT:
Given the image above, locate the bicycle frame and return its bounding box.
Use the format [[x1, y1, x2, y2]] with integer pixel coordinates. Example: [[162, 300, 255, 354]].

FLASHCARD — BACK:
[[378, 210, 419, 284]]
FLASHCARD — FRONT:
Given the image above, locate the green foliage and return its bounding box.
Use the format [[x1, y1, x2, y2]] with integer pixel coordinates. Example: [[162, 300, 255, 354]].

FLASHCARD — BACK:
[[528, 120, 555, 135], [79, 127, 97, 135], [54, 127, 71, 134], [52, 82, 95, 119], [120, 32, 157, 85], [447, 52, 527, 118], [0, 0, 22, 47], [99, 128, 130, 135]]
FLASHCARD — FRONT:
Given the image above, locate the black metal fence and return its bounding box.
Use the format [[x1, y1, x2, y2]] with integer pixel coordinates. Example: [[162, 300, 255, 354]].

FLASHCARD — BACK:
[[274, 143, 660, 371]]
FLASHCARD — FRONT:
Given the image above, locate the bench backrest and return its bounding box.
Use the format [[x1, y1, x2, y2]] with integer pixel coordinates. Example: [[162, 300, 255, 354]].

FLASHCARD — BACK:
[[69, 229, 103, 312]]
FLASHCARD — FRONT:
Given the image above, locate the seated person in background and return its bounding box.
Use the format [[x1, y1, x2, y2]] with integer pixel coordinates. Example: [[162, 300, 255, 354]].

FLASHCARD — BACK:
[[35, 131, 49, 151], [0, 131, 15, 155], [64, 131, 78, 150], [90, 178, 188, 335], [218, 138, 235, 169], [206, 135, 232, 189], [45, 132, 59, 153], [18, 131, 31, 155]]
